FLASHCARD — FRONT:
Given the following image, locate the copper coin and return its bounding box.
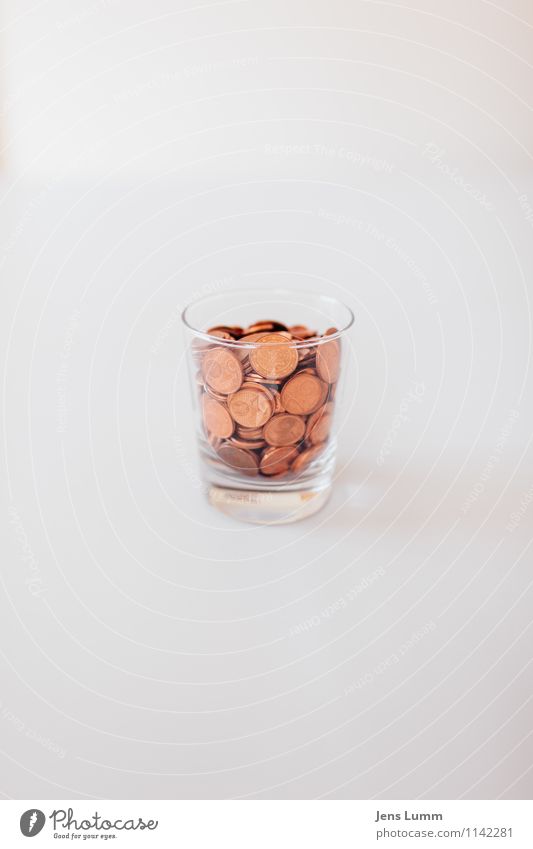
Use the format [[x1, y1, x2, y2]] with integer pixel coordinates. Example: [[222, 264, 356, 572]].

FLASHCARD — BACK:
[[202, 396, 234, 439], [246, 320, 289, 334], [309, 414, 332, 444], [229, 436, 266, 450], [294, 366, 317, 376], [260, 446, 298, 476], [245, 372, 276, 381], [316, 338, 341, 383], [245, 375, 284, 390], [235, 334, 266, 360], [249, 333, 299, 379], [236, 425, 264, 438], [245, 322, 275, 333], [245, 381, 276, 402], [207, 325, 231, 334], [238, 332, 272, 344], [306, 404, 333, 445], [202, 347, 243, 395], [291, 445, 323, 474], [217, 444, 259, 476], [207, 325, 243, 339], [289, 325, 317, 340], [204, 385, 229, 403], [270, 389, 285, 413], [228, 385, 273, 427], [264, 414, 306, 447], [281, 372, 328, 415], [325, 327, 339, 336], [236, 381, 276, 407], [305, 401, 333, 428]]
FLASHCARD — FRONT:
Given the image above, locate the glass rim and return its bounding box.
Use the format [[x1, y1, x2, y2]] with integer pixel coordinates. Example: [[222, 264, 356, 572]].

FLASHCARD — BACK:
[[181, 287, 355, 348]]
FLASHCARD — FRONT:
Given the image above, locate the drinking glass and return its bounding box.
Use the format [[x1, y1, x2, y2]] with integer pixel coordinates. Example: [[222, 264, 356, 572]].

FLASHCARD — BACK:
[[181, 289, 354, 524]]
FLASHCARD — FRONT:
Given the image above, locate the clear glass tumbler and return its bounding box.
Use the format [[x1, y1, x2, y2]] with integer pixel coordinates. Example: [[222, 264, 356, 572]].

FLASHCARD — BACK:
[[181, 289, 354, 524]]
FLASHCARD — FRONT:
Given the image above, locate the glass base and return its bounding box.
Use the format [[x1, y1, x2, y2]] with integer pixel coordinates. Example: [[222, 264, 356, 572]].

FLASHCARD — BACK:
[[207, 482, 332, 525]]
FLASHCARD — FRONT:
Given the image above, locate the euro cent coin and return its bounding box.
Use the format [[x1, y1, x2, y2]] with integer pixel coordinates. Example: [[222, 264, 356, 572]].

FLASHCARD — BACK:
[[291, 445, 323, 473], [316, 338, 341, 383], [260, 446, 299, 476], [249, 333, 299, 379], [202, 347, 243, 395], [280, 372, 328, 415], [263, 413, 306, 446], [228, 385, 273, 427], [217, 444, 259, 476], [305, 403, 334, 444], [202, 396, 234, 439]]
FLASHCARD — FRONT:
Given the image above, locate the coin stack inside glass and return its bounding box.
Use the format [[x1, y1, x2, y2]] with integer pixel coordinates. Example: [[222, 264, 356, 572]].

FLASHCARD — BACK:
[[194, 320, 341, 479]]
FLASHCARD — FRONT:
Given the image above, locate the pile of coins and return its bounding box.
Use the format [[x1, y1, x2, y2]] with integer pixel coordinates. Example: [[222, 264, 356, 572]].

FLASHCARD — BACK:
[[194, 319, 341, 479]]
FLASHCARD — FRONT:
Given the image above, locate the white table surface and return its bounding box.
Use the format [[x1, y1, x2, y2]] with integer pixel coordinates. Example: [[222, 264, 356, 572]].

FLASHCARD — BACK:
[[0, 168, 531, 800]]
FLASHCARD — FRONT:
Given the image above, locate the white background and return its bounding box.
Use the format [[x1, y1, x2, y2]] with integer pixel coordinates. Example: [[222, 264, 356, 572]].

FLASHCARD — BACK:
[[0, 0, 532, 799]]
